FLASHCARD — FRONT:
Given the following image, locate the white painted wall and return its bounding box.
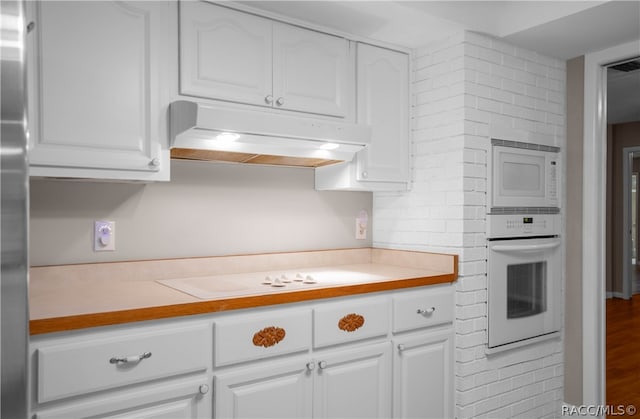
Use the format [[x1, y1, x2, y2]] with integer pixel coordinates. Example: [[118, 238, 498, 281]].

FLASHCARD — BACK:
[[373, 31, 566, 418], [30, 160, 372, 266]]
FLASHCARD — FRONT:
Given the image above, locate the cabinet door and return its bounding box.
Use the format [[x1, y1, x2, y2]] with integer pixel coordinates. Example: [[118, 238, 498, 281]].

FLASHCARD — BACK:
[[215, 357, 313, 419], [314, 342, 392, 419], [393, 330, 453, 419], [180, 2, 272, 107], [273, 24, 349, 118], [27, 1, 169, 179], [356, 44, 409, 183], [34, 377, 211, 419]]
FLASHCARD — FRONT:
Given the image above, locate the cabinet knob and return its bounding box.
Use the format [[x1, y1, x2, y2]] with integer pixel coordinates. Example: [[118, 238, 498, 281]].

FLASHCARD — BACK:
[[361, 171, 368, 179], [27, 21, 35, 33], [398, 344, 406, 352], [265, 95, 274, 105], [199, 384, 210, 395], [306, 361, 316, 371], [276, 97, 285, 106], [149, 158, 160, 167], [318, 361, 328, 369], [417, 307, 436, 315]]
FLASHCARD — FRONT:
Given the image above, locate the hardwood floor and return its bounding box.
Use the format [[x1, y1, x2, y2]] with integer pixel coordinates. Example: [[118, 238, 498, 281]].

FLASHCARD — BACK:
[[606, 295, 640, 408]]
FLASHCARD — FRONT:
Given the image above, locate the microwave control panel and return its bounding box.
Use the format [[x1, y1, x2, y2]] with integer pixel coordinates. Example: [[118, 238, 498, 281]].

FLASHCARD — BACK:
[[486, 214, 560, 239], [547, 160, 558, 200]]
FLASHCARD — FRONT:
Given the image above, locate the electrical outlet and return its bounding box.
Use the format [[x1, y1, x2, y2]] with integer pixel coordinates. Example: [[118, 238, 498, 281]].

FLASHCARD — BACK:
[[356, 210, 368, 240], [94, 221, 115, 251], [356, 219, 367, 240]]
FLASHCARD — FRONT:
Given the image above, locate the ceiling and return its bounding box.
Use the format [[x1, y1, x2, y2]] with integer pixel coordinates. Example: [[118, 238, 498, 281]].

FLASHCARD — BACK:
[[240, 1, 640, 60], [242, 0, 640, 125]]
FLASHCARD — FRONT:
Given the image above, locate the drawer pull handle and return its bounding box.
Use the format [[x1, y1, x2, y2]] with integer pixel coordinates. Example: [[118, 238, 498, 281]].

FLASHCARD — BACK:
[[338, 313, 365, 332], [109, 351, 152, 365], [253, 326, 286, 348], [417, 307, 436, 315]]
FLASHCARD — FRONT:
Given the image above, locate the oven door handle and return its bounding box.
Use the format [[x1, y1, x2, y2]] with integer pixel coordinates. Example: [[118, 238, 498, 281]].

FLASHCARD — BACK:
[[491, 241, 560, 253]]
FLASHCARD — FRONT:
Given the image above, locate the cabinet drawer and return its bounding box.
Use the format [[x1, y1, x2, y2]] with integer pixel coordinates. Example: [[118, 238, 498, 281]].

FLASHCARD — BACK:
[[314, 296, 389, 348], [392, 287, 453, 333], [214, 309, 311, 366], [37, 324, 209, 403]]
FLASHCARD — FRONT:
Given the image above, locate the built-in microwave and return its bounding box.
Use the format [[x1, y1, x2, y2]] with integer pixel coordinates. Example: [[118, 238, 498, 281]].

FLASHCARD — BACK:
[[490, 139, 560, 211]]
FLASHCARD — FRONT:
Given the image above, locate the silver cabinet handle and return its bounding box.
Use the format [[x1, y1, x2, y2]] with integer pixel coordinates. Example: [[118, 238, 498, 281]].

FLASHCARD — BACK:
[[275, 97, 285, 106], [199, 384, 210, 395], [398, 344, 406, 352], [265, 95, 274, 105], [417, 307, 436, 315], [318, 360, 328, 369], [149, 158, 160, 167], [306, 362, 316, 371], [109, 351, 152, 364]]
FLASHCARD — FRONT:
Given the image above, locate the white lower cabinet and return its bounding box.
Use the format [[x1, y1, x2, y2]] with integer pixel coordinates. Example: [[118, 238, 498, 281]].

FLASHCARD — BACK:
[[314, 342, 392, 419], [214, 343, 391, 419], [393, 329, 454, 419], [34, 377, 211, 419], [30, 320, 212, 419], [215, 357, 313, 419], [30, 286, 453, 419]]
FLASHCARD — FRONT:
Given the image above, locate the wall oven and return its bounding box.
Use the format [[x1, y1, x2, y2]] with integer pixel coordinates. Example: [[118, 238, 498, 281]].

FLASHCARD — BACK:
[[486, 214, 561, 349], [490, 139, 560, 211]]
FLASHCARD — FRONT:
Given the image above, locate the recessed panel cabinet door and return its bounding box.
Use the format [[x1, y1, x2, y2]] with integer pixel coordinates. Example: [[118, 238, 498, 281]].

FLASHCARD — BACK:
[[28, 1, 168, 176], [314, 342, 392, 419], [215, 357, 313, 419], [273, 23, 348, 117], [180, 2, 272, 107], [356, 44, 409, 183], [393, 330, 453, 419]]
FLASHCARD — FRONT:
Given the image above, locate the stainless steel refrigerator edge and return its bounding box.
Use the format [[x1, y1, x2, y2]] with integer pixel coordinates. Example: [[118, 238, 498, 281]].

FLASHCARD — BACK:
[[1, 0, 30, 417]]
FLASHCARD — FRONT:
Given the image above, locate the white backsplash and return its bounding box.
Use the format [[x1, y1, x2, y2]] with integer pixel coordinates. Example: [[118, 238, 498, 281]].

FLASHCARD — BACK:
[[30, 160, 372, 266]]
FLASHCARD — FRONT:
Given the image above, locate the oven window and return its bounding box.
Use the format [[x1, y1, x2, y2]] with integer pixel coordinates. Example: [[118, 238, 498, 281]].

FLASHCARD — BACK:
[[506, 262, 547, 318]]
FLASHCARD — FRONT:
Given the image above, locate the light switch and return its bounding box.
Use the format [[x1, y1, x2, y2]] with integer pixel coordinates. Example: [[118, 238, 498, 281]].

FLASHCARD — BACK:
[[94, 221, 115, 251]]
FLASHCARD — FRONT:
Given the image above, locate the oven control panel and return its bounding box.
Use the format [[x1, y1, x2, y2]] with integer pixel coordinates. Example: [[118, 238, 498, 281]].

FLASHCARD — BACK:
[[486, 214, 560, 238]]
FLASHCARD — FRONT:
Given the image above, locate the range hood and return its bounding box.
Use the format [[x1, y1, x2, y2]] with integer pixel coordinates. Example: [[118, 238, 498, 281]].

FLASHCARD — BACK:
[[170, 100, 371, 168]]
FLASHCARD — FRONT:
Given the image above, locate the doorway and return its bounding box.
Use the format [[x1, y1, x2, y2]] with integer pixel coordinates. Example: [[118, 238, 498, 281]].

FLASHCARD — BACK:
[[582, 41, 640, 406], [605, 56, 640, 409]]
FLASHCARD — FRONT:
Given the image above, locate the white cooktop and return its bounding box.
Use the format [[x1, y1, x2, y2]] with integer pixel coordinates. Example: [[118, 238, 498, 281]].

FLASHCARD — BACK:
[[156, 267, 389, 300]]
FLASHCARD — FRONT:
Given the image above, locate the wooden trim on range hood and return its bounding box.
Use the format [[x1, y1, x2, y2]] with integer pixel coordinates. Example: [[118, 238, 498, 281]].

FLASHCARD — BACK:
[[169, 100, 371, 167], [171, 148, 341, 168]]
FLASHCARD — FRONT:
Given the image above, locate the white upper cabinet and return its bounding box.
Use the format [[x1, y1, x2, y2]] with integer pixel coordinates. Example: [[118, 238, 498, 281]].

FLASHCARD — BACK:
[[356, 43, 410, 183], [179, 2, 273, 106], [27, 1, 170, 181], [315, 43, 410, 191], [272, 23, 348, 117], [179, 2, 350, 118]]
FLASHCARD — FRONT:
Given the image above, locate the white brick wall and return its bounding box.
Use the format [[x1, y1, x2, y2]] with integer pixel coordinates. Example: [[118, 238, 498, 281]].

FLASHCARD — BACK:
[[373, 30, 566, 418]]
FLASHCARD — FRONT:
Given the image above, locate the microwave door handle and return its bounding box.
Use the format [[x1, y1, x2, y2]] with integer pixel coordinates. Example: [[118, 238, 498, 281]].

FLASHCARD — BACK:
[[491, 242, 561, 253]]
